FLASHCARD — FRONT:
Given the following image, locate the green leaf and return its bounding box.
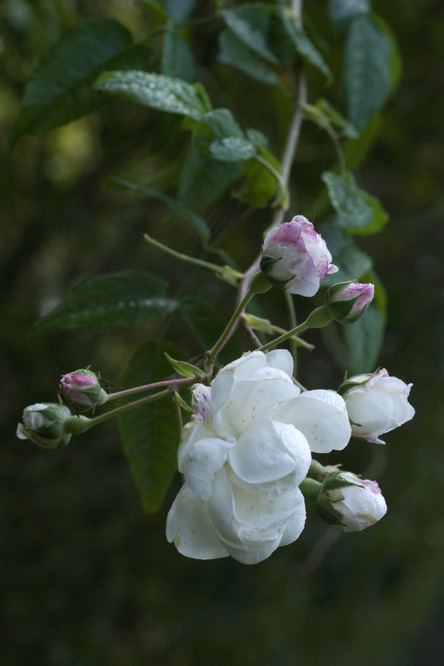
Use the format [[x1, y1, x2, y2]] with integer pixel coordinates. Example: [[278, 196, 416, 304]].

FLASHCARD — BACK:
[[277, 7, 332, 79], [141, 0, 169, 20], [344, 115, 381, 171], [164, 353, 202, 378], [108, 177, 210, 241], [94, 70, 211, 120], [30, 271, 178, 335], [161, 23, 195, 82], [344, 13, 402, 131], [180, 296, 243, 366], [164, 0, 197, 23], [193, 109, 256, 162], [10, 18, 135, 145], [193, 108, 242, 150], [210, 136, 257, 162], [322, 170, 389, 235], [221, 4, 279, 65], [178, 142, 239, 209], [246, 128, 268, 147], [218, 29, 279, 85], [233, 146, 283, 208], [118, 342, 180, 512], [343, 303, 386, 374], [304, 98, 358, 139], [328, 0, 370, 28], [175, 392, 193, 413]]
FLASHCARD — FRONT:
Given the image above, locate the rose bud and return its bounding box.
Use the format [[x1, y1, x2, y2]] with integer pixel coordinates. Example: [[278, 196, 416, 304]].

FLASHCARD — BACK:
[[340, 369, 415, 444], [316, 470, 387, 532], [326, 280, 374, 323], [260, 215, 338, 297], [59, 369, 108, 412], [16, 402, 72, 449]]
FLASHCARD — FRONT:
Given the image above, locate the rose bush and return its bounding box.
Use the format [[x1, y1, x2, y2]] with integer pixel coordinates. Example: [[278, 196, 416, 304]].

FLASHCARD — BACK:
[[166, 350, 352, 564], [342, 369, 415, 443], [260, 215, 338, 297]]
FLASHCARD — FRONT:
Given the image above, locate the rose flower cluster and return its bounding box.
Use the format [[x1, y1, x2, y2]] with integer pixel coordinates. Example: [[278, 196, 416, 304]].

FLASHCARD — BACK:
[[17, 215, 415, 566]]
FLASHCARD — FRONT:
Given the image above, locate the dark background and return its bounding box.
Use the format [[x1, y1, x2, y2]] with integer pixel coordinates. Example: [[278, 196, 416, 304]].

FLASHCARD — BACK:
[[1, 1, 443, 664]]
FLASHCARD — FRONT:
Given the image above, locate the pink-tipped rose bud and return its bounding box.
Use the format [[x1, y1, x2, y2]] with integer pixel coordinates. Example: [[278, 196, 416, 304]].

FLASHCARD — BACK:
[[59, 369, 108, 412], [16, 402, 72, 449], [261, 216, 338, 297], [340, 369, 415, 444], [326, 280, 374, 323], [316, 470, 387, 532]]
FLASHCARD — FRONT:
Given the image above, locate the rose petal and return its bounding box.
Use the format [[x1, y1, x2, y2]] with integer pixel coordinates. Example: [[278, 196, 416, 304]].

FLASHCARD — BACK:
[[345, 392, 392, 443], [179, 435, 236, 500], [215, 370, 299, 437], [276, 389, 351, 453], [277, 488, 307, 546], [333, 472, 388, 532], [211, 351, 266, 409], [228, 419, 311, 489], [207, 469, 306, 565], [265, 349, 294, 377], [166, 484, 228, 560]]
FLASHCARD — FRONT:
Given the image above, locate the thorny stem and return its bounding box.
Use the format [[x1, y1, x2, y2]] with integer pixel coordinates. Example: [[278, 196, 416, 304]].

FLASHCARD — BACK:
[[238, 70, 307, 307], [173, 392, 184, 434], [259, 320, 310, 353], [285, 290, 299, 370], [258, 305, 333, 353], [205, 272, 272, 370], [106, 375, 205, 402], [144, 233, 243, 284], [253, 153, 289, 207], [64, 388, 174, 434]]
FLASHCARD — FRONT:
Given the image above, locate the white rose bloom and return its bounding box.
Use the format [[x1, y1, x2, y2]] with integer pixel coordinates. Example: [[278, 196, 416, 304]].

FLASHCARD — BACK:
[[329, 472, 388, 532], [343, 369, 415, 444], [167, 350, 352, 564]]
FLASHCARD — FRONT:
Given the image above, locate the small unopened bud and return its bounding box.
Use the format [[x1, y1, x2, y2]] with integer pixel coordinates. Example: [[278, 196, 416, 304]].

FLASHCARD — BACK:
[[16, 402, 72, 449], [261, 216, 338, 297], [316, 470, 387, 532], [325, 281, 374, 324], [59, 369, 108, 412]]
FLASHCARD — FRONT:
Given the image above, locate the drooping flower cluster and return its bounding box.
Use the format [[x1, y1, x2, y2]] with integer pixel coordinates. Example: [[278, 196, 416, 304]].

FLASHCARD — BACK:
[[15, 212, 416, 567], [166, 349, 352, 564]]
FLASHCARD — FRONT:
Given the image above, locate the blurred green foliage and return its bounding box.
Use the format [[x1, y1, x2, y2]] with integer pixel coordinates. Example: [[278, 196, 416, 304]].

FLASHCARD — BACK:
[[2, 1, 444, 664]]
